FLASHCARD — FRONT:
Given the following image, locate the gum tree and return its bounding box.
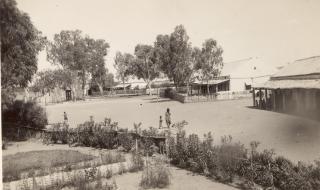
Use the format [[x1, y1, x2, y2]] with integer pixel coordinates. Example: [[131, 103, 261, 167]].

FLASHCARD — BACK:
[[114, 52, 133, 92], [154, 25, 192, 89], [47, 30, 109, 96], [196, 39, 223, 95], [1, 0, 45, 104], [129, 44, 160, 95]]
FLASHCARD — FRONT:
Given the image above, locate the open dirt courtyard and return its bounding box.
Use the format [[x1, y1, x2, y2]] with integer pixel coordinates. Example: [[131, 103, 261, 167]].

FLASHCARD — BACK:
[[45, 96, 320, 163]]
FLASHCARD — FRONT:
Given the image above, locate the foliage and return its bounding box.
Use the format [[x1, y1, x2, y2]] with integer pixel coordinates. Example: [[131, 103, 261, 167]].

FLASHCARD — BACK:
[[195, 38, 224, 94], [154, 25, 192, 87], [46, 30, 110, 94], [140, 158, 170, 189], [164, 121, 320, 190], [114, 51, 134, 87], [2, 150, 94, 182], [32, 69, 78, 95], [129, 152, 144, 172], [128, 44, 160, 95], [1, 0, 45, 89], [118, 132, 134, 152], [2, 100, 48, 139]]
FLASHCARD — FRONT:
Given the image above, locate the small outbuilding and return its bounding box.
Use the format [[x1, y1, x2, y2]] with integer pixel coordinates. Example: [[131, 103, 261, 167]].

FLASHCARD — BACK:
[[253, 56, 320, 120]]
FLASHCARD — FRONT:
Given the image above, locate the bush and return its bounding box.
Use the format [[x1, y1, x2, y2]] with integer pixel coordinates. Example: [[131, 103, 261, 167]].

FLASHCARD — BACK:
[[3, 100, 48, 129], [118, 133, 134, 152], [129, 152, 144, 172], [140, 159, 170, 189], [2, 100, 48, 140]]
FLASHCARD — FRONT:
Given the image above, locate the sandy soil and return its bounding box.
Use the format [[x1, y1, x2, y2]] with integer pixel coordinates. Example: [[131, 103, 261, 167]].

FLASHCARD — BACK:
[[107, 167, 238, 190], [44, 96, 320, 163]]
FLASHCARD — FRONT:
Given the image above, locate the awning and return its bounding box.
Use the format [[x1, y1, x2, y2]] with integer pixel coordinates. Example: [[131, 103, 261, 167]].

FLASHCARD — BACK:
[[113, 84, 131, 89], [192, 79, 229, 85], [253, 79, 320, 89]]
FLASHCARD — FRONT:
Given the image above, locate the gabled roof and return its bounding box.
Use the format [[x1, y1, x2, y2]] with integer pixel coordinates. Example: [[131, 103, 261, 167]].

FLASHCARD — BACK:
[[222, 57, 277, 78], [272, 56, 320, 78]]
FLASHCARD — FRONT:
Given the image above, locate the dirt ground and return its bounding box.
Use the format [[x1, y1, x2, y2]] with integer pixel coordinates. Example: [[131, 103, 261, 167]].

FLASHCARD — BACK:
[[45, 96, 320, 163], [104, 167, 238, 190]]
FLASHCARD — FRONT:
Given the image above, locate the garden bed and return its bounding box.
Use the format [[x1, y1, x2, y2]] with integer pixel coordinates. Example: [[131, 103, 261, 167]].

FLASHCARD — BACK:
[[3, 150, 95, 182]]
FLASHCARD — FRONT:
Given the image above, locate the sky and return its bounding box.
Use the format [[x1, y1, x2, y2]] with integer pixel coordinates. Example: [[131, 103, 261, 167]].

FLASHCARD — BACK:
[[16, 0, 320, 75]]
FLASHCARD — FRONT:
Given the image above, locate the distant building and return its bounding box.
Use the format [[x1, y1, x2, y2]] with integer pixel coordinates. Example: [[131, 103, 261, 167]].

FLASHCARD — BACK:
[[221, 57, 277, 92], [253, 56, 320, 120]]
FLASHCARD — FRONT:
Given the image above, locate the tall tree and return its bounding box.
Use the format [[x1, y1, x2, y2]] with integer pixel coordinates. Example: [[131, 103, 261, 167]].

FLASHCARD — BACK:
[[1, 0, 45, 90], [185, 47, 202, 95], [196, 39, 224, 95], [86, 38, 110, 95], [46, 30, 109, 96], [114, 52, 133, 91], [130, 44, 160, 95], [154, 25, 192, 88]]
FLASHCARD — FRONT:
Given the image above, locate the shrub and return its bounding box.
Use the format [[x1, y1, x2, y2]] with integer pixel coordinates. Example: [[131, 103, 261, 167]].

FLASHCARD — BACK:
[[2, 100, 48, 140], [118, 133, 134, 152], [100, 151, 125, 165], [105, 167, 113, 179], [140, 158, 170, 189], [129, 152, 144, 172]]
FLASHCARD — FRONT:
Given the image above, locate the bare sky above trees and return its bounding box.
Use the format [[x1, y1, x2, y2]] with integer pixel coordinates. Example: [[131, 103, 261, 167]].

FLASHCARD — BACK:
[[17, 0, 320, 74]]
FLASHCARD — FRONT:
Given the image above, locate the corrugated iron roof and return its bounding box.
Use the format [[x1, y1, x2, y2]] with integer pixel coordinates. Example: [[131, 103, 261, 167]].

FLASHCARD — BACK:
[[253, 79, 320, 89], [272, 56, 320, 78], [192, 79, 229, 85]]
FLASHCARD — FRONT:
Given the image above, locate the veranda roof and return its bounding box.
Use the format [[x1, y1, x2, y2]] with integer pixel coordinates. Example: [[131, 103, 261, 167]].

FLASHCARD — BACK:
[[253, 79, 320, 89], [192, 79, 229, 85], [272, 56, 320, 78]]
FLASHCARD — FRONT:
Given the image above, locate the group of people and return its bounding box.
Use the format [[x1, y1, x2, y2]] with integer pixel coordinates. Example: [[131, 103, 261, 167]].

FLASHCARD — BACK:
[[159, 108, 172, 129]]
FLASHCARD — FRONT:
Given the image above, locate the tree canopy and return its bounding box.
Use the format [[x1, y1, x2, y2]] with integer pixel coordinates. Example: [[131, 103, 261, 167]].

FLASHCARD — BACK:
[[114, 52, 134, 87], [1, 0, 45, 89], [32, 69, 77, 93], [196, 39, 224, 82], [46, 30, 110, 94], [128, 44, 160, 94], [154, 25, 192, 87]]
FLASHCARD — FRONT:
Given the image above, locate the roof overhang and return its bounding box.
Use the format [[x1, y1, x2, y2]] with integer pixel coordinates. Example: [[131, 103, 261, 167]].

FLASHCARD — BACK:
[[192, 79, 230, 85], [253, 79, 320, 89]]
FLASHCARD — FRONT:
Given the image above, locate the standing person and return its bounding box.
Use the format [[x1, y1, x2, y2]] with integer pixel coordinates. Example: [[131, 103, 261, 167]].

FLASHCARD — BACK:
[[63, 111, 68, 124], [165, 108, 171, 128]]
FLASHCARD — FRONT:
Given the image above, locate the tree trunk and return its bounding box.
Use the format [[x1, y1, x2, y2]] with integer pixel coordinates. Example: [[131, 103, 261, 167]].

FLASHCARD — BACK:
[[186, 81, 190, 96], [123, 81, 126, 94], [207, 81, 210, 96], [97, 83, 103, 96], [147, 82, 152, 96], [81, 70, 86, 98]]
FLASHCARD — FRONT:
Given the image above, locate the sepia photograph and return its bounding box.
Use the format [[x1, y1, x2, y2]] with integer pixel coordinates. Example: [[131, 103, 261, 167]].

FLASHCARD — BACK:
[[1, 0, 320, 189]]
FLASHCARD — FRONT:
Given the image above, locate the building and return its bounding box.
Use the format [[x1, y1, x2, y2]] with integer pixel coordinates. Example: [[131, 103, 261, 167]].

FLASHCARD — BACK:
[[190, 75, 230, 95], [253, 56, 320, 120], [221, 57, 277, 92]]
